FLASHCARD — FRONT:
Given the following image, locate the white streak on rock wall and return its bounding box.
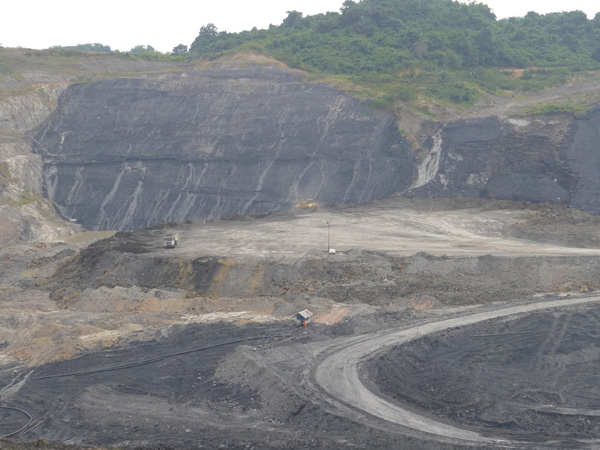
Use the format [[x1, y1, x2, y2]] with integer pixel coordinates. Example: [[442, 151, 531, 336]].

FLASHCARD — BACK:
[[119, 179, 144, 229], [44, 165, 63, 215], [412, 129, 443, 189], [343, 161, 363, 203], [97, 163, 128, 229], [241, 158, 276, 214], [65, 166, 84, 209]]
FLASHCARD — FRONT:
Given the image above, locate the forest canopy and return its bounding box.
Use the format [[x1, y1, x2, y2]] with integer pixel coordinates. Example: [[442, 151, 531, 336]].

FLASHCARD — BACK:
[[190, 0, 600, 73], [188, 0, 600, 105]]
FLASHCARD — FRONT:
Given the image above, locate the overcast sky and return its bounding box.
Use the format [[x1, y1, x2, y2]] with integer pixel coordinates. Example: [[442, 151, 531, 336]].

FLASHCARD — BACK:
[[2, 0, 599, 53]]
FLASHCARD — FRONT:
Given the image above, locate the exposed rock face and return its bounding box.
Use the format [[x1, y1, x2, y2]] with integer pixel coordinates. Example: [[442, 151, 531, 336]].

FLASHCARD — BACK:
[[0, 65, 75, 245], [34, 65, 415, 230], [409, 109, 600, 214], [25, 54, 600, 232]]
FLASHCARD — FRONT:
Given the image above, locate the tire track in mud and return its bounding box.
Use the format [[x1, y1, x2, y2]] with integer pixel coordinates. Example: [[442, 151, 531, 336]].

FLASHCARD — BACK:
[[0, 406, 33, 438], [312, 295, 600, 446], [531, 312, 571, 391]]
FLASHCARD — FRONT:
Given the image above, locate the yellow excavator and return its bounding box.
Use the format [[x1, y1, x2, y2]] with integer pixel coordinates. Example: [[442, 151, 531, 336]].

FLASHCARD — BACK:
[[295, 198, 319, 211]]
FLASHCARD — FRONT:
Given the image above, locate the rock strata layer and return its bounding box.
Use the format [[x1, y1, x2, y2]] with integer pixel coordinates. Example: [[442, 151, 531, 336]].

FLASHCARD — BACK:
[[30, 60, 600, 230]]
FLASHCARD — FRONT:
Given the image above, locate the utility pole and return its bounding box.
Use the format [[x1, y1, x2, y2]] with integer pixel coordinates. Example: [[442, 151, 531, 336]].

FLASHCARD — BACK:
[[326, 219, 331, 253]]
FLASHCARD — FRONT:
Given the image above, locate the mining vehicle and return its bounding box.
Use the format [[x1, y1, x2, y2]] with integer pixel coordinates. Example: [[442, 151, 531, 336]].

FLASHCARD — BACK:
[[295, 309, 313, 326], [163, 233, 179, 248], [295, 198, 319, 211]]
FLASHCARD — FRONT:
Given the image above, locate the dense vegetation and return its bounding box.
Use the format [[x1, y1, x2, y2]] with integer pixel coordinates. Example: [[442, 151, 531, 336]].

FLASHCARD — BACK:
[[191, 0, 600, 72], [50, 43, 113, 53], [188, 0, 600, 105], [27, 0, 600, 107]]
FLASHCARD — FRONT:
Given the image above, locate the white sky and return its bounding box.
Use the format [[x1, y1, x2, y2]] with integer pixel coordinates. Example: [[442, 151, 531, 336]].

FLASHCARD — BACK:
[[2, 1, 599, 54]]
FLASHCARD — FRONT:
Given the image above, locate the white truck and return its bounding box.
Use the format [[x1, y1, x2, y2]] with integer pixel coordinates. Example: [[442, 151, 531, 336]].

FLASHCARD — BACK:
[[163, 233, 179, 248]]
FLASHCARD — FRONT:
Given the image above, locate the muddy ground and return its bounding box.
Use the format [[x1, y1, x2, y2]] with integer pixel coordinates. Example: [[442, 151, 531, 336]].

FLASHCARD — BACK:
[[3, 198, 600, 448]]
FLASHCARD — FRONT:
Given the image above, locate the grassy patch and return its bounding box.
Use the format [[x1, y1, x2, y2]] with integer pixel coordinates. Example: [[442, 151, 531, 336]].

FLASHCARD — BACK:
[[63, 231, 118, 243], [517, 101, 593, 116], [0, 162, 12, 182], [8, 192, 43, 207]]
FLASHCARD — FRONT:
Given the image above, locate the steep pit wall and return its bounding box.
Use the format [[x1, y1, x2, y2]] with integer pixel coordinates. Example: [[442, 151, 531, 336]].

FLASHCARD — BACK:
[[34, 64, 416, 230], [0, 48, 184, 244], [0, 80, 74, 245], [408, 109, 600, 215], [19, 50, 600, 232]]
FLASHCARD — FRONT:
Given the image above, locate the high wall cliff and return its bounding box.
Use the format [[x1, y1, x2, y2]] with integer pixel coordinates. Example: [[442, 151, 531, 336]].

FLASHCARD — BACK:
[[3, 51, 600, 235], [409, 111, 600, 215], [0, 66, 73, 245], [34, 62, 416, 230], [0, 49, 187, 244]]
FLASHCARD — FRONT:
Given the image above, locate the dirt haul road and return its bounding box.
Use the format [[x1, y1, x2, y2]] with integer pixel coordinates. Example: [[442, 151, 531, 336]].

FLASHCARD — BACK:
[[311, 295, 600, 447], [157, 198, 600, 261]]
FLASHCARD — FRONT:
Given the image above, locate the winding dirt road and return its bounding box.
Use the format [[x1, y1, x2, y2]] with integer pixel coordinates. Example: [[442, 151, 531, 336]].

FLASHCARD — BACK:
[[313, 295, 600, 446]]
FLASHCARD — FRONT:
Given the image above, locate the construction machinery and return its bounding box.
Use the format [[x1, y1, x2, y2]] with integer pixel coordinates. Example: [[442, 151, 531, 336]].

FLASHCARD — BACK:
[[295, 198, 319, 211], [295, 310, 313, 327], [163, 233, 179, 248]]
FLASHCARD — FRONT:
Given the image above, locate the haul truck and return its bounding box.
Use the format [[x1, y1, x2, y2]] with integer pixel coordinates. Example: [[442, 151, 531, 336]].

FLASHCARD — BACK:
[[295, 198, 319, 211], [163, 233, 179, 248]]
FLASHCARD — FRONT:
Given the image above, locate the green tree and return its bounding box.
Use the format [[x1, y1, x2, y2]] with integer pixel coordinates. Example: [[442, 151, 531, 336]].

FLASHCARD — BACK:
[[282, 11, 304, 28], [185, 0, 600, 101], [129, 45, 157, 53], [190, 23, 223, 54], [172, 44, 188, 55]]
